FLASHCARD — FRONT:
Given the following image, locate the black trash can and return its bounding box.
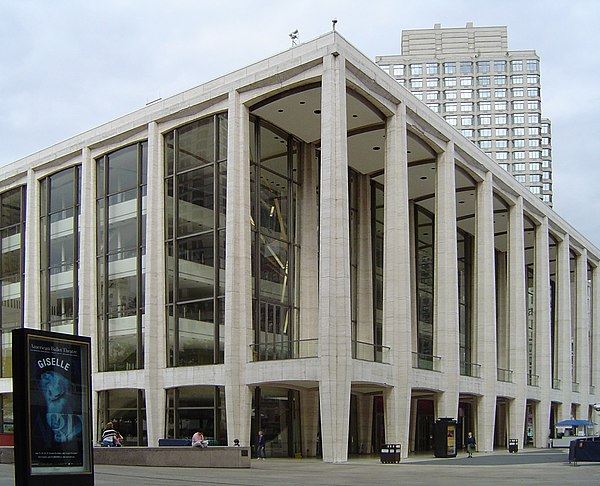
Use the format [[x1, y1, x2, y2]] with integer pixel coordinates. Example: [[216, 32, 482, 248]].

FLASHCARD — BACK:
[[509, 438, 518, 453], [380, 443, 401, 463]]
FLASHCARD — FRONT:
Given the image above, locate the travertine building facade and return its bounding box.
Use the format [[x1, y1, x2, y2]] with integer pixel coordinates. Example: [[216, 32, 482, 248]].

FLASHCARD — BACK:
[[0, 31, 597, 462]]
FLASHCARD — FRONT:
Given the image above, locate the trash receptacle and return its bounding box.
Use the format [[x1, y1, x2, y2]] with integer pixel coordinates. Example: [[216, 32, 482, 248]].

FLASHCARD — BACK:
[[509, 438, 518, 453], [380, 443, 401, 463]]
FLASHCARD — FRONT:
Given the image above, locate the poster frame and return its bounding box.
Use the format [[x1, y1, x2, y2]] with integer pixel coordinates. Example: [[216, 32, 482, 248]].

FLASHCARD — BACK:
[[12, 328, 94, 486]]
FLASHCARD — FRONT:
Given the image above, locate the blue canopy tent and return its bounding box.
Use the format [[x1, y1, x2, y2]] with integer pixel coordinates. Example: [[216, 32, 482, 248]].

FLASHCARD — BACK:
[[551, 419, 598, 447], [555, 419, 596, 427]]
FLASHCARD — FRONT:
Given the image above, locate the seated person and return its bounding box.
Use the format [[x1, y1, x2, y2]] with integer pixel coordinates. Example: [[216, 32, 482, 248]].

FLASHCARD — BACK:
[[101, 422, 123, 447], [192, 431, 208, 448]]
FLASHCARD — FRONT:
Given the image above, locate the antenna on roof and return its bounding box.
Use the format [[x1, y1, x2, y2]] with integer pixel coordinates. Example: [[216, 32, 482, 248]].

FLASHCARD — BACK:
[[289, 29, 299, 47], [332, 19, 338, 31]]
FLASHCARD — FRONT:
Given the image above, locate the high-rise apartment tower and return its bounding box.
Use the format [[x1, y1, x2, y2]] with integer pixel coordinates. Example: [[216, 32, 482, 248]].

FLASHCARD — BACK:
[[376, 23, 553, 205]]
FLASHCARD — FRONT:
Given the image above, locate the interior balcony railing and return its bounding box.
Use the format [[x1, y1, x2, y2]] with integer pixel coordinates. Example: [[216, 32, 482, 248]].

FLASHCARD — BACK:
[[497, 367, 514, 383], [552, 378, 561, 390], [352, 340, 391, 364], [572, 381, 580, 393], [412, 352, 441, 372], [527, 373, 540, 387], [460, 361, 481, 378], [250, 338, 318, 362]]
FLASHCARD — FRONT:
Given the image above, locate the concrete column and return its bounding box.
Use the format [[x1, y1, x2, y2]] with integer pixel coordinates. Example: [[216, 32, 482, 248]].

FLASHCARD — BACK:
[[556, 235, 572, 415], [576, 250, 590, 407], [474, 172, 497, 452], [318, 51, 352, 463], [356, 174, 374, 358], [298, 144, 319, 345], [434, 141, 459, 420], [382, 103, 412, 458], [300, 389, 320, 457], [78, 148, 96, 341], [23, 168, 41, 330], [507, 197, 527, 446], [78, 149, 99, 442], [534, 218, 551, 447], [224, 90, 253, 446], [143, 121, 166, 446], [78, 148, 99, 443]]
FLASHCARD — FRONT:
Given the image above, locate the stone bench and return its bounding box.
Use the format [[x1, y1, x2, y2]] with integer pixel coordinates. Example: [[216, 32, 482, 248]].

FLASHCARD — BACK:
[[1, 445, 250, 468], [94, 446, 251, 468]]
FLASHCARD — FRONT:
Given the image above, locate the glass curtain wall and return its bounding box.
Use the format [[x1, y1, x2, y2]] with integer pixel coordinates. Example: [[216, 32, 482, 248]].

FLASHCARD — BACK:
[[40, 167, 80, 334], [527, 266, 535, 381], [97, 389, 147, 446], [250, 117, 300, 361], [165, 386, 226, 443], [251, 386, 301, 458], [97, 143, 147, 371], [549, 235, 557, 388], [0, 186, 25, 377], [458, 230, 473, 375], [415, 206, 434, 369], [349, 171, 358, 355], [371, 181, 384, 361], [164, 114, 227, 366]]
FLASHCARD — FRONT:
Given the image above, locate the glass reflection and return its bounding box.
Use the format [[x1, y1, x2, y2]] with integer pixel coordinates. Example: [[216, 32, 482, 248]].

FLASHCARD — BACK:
[[165, 113, 227, 367], [97, 142, 147, 371], [1, 187, 24, 377], [251, 119, 299, 361]]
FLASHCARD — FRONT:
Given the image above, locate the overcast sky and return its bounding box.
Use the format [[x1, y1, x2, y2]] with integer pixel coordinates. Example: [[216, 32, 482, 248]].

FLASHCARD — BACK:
[[1, 0, 599, 246]]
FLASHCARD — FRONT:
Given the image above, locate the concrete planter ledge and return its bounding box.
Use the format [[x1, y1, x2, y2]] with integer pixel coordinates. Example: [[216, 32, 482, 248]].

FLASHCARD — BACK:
[[94, 446, 251, 468], [0, 446, 250, 468]]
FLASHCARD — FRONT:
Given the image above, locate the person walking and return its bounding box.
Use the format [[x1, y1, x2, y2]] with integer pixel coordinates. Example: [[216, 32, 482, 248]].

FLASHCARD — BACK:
[[256, 430, 266, 460], [465, 431, 476, 458]]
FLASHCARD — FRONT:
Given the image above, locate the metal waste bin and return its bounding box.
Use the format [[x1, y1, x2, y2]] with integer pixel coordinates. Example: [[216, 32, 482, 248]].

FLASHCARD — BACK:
[[380, 443, 401, 463], [509, 438, 518, 453]]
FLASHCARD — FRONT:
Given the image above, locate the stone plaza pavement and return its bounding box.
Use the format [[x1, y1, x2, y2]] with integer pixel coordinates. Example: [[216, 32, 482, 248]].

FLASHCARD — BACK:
[[1, 449, 598, 485]]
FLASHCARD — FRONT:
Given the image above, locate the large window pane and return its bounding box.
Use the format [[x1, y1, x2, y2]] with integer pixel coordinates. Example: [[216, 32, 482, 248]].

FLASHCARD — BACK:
[[0, 187, 24, 378], [108, 145, 138, 194], [178, 118, 215, 172], [97, 142, 146, 371], [164, 114, 226, 367], [177, 166, 214, 236], [177, 300, 214, 366], [178, 234, 215, 301], [260, 170, 288, 240]]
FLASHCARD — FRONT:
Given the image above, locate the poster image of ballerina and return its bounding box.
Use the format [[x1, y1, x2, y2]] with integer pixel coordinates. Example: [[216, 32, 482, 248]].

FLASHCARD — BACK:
[[26, 334, 92, 475]]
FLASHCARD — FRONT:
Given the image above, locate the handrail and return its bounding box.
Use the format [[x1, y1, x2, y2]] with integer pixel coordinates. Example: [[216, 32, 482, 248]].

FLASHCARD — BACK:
[[250, 338, 318, 361], [460, 361, 481, 378], [412, 352, 441, 372], [497, 368, 514, 383], [352, 340, 391, 364]]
